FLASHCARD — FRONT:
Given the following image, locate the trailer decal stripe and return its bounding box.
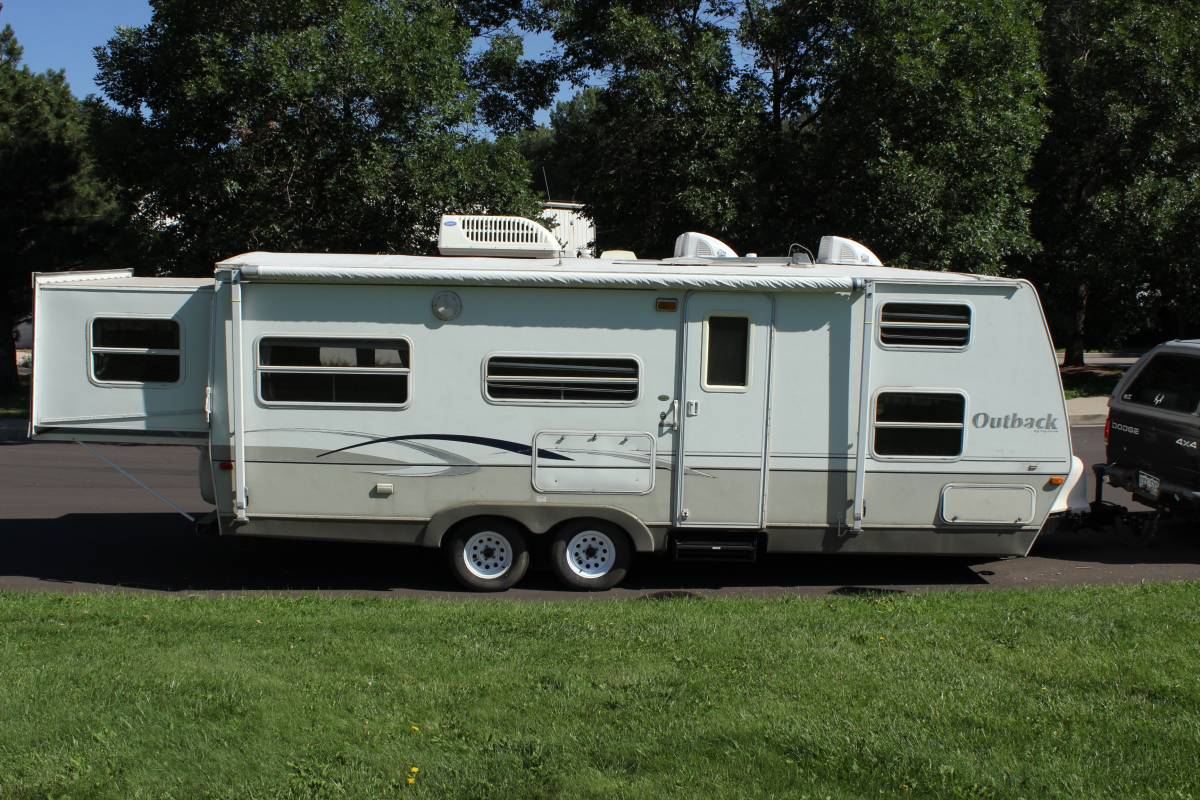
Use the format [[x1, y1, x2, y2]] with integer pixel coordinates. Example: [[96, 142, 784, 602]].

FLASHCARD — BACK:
[[316, 434, 574, 461]]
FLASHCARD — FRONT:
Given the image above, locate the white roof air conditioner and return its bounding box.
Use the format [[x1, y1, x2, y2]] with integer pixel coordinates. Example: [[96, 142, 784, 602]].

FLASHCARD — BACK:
[[816, 236, 883, 267], [438, 214, 561, 258], [673, 232, 738, 259]]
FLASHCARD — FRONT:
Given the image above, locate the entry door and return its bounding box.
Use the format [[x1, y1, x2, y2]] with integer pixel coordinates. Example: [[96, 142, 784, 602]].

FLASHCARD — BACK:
[[675, 292, 773, 527]]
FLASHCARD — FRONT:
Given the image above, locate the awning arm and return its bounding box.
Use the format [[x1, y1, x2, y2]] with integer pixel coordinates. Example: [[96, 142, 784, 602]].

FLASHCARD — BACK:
[[229, 273, 249, 521], [852, 280, 875, 531]]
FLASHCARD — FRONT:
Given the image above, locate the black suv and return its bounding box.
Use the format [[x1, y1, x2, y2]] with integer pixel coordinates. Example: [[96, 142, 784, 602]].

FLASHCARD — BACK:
[[1102, 340, 1200, 512]]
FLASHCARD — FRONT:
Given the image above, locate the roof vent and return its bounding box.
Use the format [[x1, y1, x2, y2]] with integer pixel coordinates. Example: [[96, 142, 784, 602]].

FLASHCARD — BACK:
[[817, 236, 883, 267], [438, 214, 560, 258], [674, 232, 738, 259]]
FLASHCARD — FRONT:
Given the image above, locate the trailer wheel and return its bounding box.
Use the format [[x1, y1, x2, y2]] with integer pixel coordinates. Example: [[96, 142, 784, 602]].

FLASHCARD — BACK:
[[550, 520, 631, 590], [446, 519, 530, 592]]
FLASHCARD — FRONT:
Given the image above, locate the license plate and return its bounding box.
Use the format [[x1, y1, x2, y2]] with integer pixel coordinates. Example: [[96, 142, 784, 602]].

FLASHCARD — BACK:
[[1137, 471, 1161, 497]]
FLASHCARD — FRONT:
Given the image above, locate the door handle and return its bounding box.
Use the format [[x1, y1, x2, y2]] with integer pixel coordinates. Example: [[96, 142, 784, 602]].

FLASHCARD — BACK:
[[686, 400, 699, 417], [659, 399, 680, 432]]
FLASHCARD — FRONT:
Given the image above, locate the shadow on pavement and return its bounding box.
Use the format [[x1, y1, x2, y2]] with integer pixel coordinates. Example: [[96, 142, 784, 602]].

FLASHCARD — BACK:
[[0, 513, 995, 597], [1032, 518, 1200, 567]]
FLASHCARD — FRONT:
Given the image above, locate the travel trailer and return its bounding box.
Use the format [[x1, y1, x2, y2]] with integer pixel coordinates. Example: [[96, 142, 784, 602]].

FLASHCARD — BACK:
[[29, 216, 1088, 590]]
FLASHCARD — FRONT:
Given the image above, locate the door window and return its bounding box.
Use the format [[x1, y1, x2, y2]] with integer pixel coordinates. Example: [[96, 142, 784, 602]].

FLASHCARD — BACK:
[[703, 316, 750, 390]]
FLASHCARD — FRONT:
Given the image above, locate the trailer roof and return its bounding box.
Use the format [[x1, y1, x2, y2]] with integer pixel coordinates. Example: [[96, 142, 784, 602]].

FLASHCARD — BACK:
[[217, 251, 1016, 292]]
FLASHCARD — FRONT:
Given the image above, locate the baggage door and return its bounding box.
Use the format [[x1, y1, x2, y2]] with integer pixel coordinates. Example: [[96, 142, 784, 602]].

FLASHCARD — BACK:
[[675, 292, 772, 527]]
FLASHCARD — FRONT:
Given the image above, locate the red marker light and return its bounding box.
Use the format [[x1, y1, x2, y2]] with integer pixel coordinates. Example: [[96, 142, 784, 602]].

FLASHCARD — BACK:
[[219, 461, 234, 471]]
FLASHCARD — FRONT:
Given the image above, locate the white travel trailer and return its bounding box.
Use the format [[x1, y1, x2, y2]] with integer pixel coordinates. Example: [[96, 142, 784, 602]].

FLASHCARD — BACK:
[[29, 216, 1087, 590]]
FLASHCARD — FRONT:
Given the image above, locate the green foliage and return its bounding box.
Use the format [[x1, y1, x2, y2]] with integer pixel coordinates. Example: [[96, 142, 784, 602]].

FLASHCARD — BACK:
[[1, 585, 1199, 797], [4, 0, 1198, 354], [741, 0, 1047, 272], [531, 0, 1045, 268], [535, 1, 756, 256], [93, 0, 542, 273], [1027, 0, 1200, 362], [0, 21, 119, 392], [471, 33, 560, 135]]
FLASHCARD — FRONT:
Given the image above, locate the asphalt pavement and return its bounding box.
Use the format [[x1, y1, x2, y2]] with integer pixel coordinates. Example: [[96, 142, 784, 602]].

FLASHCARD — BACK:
[[0, 425, 1195, 599]]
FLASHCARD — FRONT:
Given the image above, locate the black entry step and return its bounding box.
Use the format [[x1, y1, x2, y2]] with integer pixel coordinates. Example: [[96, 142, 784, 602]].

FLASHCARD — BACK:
[[671, 532, 761, 562]]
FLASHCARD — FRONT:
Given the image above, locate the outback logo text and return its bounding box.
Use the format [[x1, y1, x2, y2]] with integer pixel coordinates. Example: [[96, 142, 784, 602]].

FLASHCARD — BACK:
[[971, 412, 1059, 431]]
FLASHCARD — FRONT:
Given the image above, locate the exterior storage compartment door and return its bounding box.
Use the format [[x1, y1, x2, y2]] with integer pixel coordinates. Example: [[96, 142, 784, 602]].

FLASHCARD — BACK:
[[31, 271, 212, 443]]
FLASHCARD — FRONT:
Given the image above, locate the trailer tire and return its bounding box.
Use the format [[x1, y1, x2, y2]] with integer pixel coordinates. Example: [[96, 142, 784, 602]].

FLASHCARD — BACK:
[[550, 520, 631, 590], [446, 518, 530, 592]]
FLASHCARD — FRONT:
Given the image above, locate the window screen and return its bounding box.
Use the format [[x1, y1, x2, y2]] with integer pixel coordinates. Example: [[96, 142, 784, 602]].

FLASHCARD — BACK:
[[1122, 353, 1200, 415], [705, 316, 750, 388], [879, 303, 971, 347], [91, 318, 181, 383], [485, 356, 639, 403], [259, 338, 410, 405], [874, 392, 965, 457]]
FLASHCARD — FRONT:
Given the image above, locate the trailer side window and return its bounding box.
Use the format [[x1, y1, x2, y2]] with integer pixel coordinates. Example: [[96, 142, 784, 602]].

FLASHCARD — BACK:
[[485, 355, 639, 404], [91, 318, 181, 384], [1122, 354, 1200, 415], [704, 316, 750, 389], [258, 338, 410, 406], [874, 392, 965, 457], [879, 303, 971, 348]]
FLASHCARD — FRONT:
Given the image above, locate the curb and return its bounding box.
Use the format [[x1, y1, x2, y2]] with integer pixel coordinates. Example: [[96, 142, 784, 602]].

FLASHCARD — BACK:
[[1068, 413, 1107, 427]]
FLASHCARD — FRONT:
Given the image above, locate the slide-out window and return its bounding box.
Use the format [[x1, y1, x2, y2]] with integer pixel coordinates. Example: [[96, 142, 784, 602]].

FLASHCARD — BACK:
[[258, 338, 410, 406], [91, 318, 181, 384], [485, 355, 639, 404], [879, 303, 971, 348], [704, 316, 750, 389], [874, 392, 965, 457]]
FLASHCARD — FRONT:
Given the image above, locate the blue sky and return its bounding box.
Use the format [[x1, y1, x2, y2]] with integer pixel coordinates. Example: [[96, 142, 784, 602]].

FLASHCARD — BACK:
[[1, 0, 153, 97]]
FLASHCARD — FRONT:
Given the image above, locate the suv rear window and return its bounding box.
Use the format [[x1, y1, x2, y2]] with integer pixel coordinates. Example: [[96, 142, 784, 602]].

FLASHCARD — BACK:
[[1123, 353, 1200, 415]]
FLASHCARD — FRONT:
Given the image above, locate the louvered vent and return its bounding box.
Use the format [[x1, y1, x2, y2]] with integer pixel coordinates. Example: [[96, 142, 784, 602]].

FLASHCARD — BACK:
[[485, 356, 639, 403], [438, 214, 560, 258], [463, 216, 545, 244], [879, 303, 971, 347]]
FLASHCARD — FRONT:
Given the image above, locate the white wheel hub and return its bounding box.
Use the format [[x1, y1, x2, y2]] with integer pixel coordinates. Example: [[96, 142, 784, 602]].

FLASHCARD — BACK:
[[463, 531, 513, 579], [565, 530, 616, 579]]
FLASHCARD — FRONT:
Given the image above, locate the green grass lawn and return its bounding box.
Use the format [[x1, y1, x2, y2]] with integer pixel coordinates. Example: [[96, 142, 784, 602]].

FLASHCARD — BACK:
[[1061, 366, 1124, 400], [1, 585, 1198, 799]]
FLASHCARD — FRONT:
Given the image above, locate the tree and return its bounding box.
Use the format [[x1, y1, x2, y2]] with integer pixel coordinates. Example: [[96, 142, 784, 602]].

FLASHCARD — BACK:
[[0, 15, 118, 394], [1028, 0, 1200, 365], [538, 1, 757, 256], [740, 0, 1046, 271], [93, 0, 543, 274]]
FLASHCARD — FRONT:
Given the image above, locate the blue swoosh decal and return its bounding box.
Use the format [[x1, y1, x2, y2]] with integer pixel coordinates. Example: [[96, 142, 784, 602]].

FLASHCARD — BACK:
[[316, 434, 573, 461]]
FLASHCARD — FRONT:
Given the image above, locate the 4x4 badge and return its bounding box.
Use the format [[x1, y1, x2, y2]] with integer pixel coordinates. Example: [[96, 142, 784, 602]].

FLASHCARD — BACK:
[[1153, 392, 1166, 406]]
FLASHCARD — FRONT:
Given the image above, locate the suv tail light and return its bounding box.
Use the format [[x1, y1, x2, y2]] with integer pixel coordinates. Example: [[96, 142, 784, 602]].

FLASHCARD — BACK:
[[1104, 411, 1111, 444]]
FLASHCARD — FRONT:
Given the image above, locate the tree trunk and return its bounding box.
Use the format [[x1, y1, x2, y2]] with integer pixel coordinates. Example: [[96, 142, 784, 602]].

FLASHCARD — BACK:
[[0, 311, 20, 397], [1063, 281, 1088, 367]]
